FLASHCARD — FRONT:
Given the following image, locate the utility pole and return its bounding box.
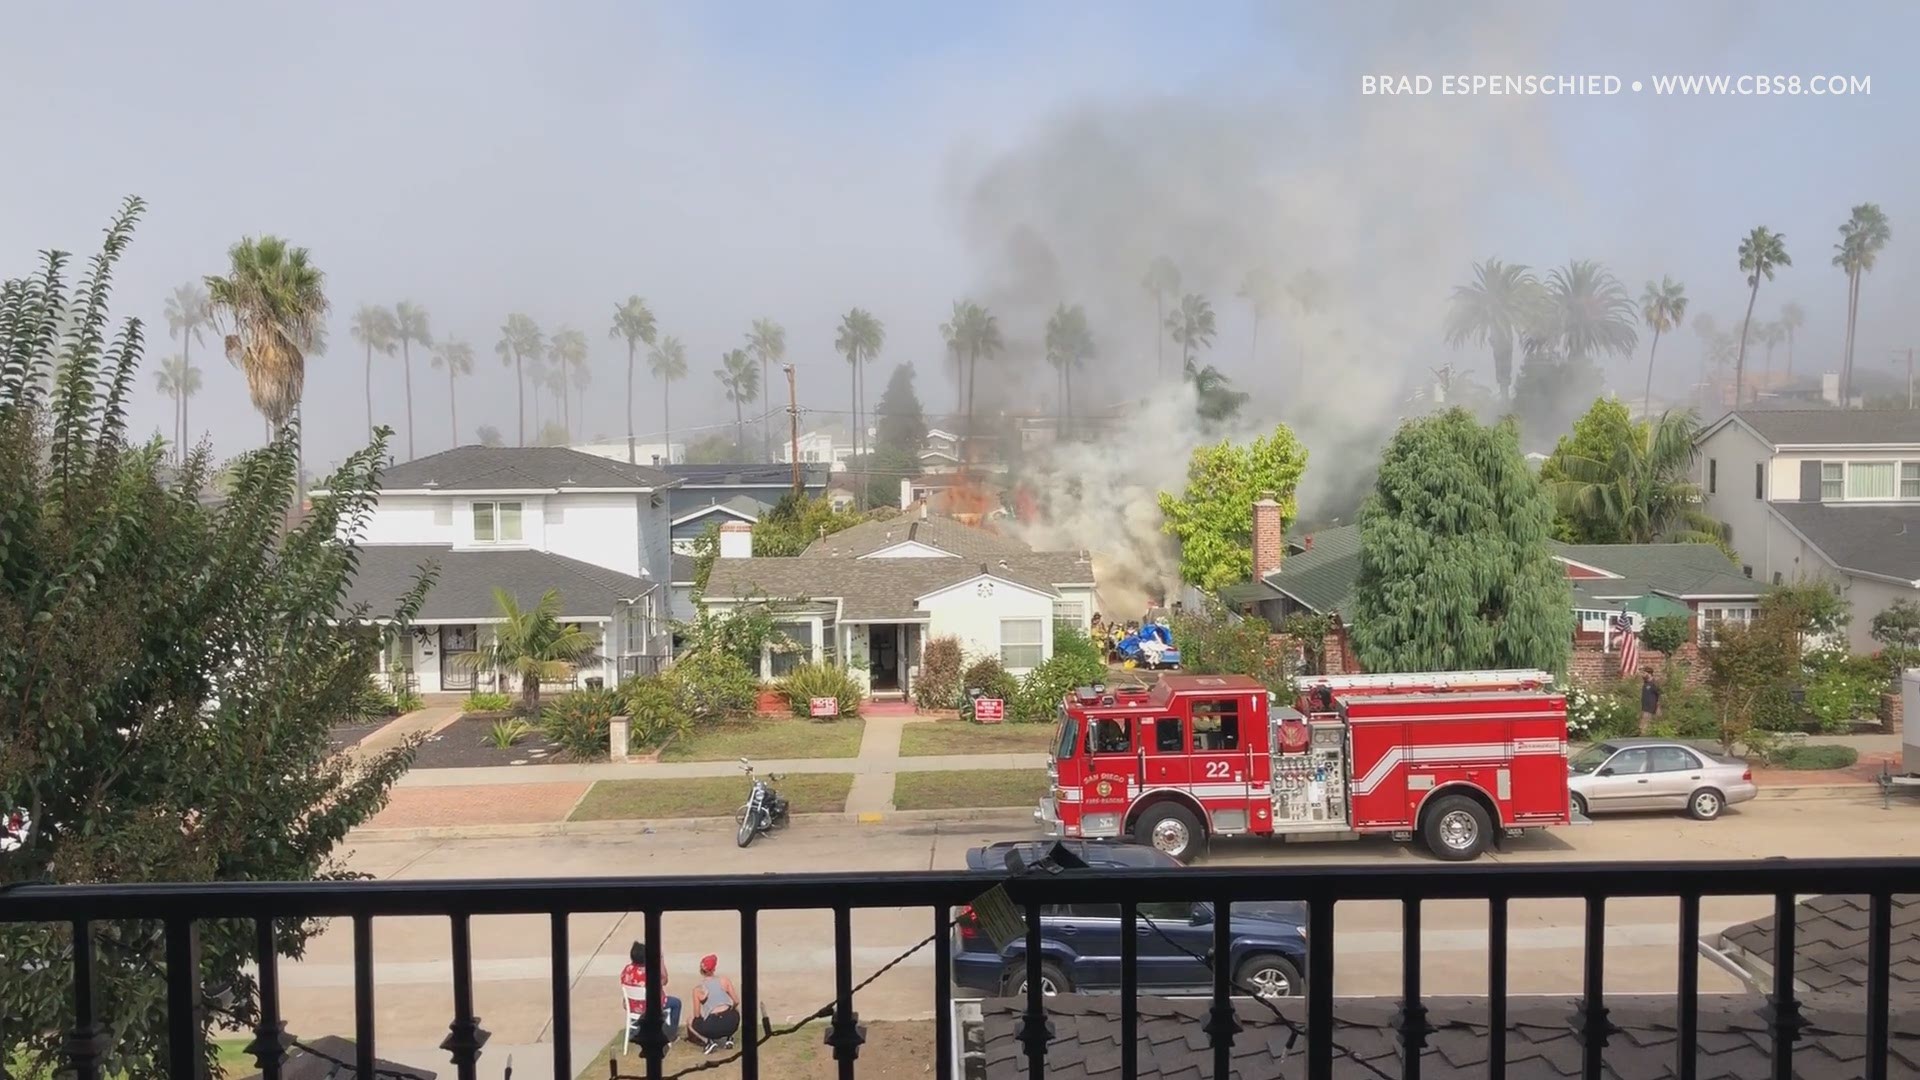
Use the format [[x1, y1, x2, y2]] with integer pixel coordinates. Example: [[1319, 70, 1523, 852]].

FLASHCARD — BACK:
[[1893, 348, 1916, 409], [785, 363, 801, 496]]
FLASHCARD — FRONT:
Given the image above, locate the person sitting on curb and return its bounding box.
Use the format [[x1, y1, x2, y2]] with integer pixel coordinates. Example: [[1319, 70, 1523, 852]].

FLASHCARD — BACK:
[[688, 953, 741, 1054], [620, 940, 682, 1049]]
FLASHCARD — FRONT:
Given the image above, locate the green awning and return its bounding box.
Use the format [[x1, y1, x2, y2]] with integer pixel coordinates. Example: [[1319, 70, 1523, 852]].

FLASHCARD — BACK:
[[1621, 593, 1690, 619]]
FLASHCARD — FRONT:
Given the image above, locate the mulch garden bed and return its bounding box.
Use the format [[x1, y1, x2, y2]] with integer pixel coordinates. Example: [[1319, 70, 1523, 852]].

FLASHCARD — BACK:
[[408, 716, 574, 769], [327, 720, 387, 752]]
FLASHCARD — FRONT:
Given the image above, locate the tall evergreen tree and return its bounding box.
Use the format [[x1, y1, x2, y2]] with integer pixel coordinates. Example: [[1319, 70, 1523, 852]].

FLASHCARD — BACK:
[[872, 362, 928, 456], [1351, 409, 1571, 673]]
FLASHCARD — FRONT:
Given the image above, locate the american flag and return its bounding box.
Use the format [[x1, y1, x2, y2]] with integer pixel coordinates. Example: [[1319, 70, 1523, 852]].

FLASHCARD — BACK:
[[1612, 613, 1640, 676]]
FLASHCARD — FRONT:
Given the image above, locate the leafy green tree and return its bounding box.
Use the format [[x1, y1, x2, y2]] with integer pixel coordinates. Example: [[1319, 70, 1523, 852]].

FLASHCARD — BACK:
[[1702, 604, 1799, 753], [1351, 409, 1571, 672], [1734, 226, 1791, 404], [1170, 603, 1292, 693], [153, 352, 202, 459], [461, 588, 602, 713], [391, 300, 433, 460], [1542, 401, 1720, 545], [1185, 359, 1250, 424], [648, 334, 687, 462], [1156, 424, 1309, 591], [1445, 258, 1542, 400], [351, 304, 398, 440], [1833, 203, 1892, 404], [1511, 347, 1603, 445], [609, 296, 658, 463], [205, 235, 329, 428], [873, 362, 928, 457], [1, 198, 428, 1077], [430, 338, 474, 449], [1641, 614, 1691, 683], [715, 346, 760, 452], [1044, 303, 1094, 434], [1143, 255, 1182, 376], [497, 312, 543, 446], [1872, 598, 1920, 671], [752, 492, 864, 556], [1638, 276, 1688, 417], [746, 317, 785, 460]]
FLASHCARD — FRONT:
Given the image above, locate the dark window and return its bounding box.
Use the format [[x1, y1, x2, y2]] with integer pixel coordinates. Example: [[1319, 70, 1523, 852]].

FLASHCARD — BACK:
[[1756, 462, 1764, 499], [1089, 718, 1131, 755], [1070, 903, 1122, 919], [1773, 571, 1783, 585], [1709, 458, 1717, 493], [1743, 565, 1753, 578], [1606, 748, 1652, 775], [1650, 746, 1702, 772], [1154, 717, 1185, 753], [1139, 900, 1192, 921], [1190, 699, 1241, 751]]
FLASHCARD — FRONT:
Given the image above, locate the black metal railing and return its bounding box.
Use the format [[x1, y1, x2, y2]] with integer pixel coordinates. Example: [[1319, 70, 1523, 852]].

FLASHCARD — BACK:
[[617, 653, 667, 680], [2, 858, 1917, 1080]]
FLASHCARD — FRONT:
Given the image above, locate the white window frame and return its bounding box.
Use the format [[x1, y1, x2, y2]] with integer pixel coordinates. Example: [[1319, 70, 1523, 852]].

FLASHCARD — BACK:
[[1697, 604, 1757, 647], [762, 618, 822, 679], [1903, 462, 1920, 499], [1052, 599, 1088, 626], [999, 618, 1044, 671], [1820, 462, 1844, 501], [1574, 609, 1611, 633], [1824, 460, 1920, 502], [1845, 461, 1897, 500], [472, 500, 524, 544]]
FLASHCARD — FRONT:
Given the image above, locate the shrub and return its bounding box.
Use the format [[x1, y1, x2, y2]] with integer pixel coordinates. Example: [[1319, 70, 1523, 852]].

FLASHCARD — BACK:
[[540, 688, 623, 761], [1015, 649, 1109, 722], [621, 674, 690, 750], [1802, 657, 1886, 732], [1767, 744, 1859, 771], [1565, 681, 1638, 742], [776, 662, 865, 719], [486, 719, 532, 748], [960, 656, 1020, 722], [1051, 620, 1105, 669], [464, 691, 513, 713], [1640, 615, 1689, 659], [391, 688, 424, 714], [914, 636, 964, 710], [671, 648, 759, 722], [1650, 683, 1717, 740], [350, 678, 400, 722], [1170, 605, 1291, 694]]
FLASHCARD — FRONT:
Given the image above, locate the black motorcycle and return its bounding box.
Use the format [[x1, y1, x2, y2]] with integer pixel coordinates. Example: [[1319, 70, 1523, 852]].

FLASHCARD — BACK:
[[735, 757, 789, 848]]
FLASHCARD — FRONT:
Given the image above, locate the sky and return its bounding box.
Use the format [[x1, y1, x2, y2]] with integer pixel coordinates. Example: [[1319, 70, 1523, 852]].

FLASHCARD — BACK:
[[3, 1, 1917, 480]]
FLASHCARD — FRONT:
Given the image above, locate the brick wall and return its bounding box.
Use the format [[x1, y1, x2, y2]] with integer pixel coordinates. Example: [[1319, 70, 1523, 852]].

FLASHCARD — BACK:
[[1252, 497, 1284, 580], [1569, 637, 1705, 687]]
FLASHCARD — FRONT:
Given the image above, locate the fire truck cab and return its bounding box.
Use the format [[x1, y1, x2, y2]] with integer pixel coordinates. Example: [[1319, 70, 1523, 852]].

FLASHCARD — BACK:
[[1037, 670, 1571, 862]]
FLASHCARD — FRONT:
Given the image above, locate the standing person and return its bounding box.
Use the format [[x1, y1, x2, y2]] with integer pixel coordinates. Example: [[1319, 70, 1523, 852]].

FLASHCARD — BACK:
[[620, 940, 682, 1048], [688, 954, 740, 1054], [1639, 669, 1662, 736]]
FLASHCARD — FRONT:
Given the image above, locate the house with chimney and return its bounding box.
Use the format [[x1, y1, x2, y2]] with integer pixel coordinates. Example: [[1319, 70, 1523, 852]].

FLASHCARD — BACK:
[[701, 513, 1096, 699], [1695, 409, 1920, 651]]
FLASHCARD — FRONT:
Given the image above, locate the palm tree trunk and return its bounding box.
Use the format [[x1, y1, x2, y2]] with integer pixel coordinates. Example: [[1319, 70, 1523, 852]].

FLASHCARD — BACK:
[[559, 364, 571, 443], [365, 342, 374, 440], [761, 355, 771, 462], [1642, 329, 1662, 420], [848, 354, 859, 488], [1843, 271, 1862, 406], [449, 369, 459, 448], [662, 380, 672, 465], [1249, 313, 1260, 368], [965, 345, 979, 462], [1736, 284, 1760, 405], [1785, 331, 1795, 378], [402, 341, 416, 460], [515, 353, 526, 446], [735, 396, 745, 454], [625, 343, 637, 463]]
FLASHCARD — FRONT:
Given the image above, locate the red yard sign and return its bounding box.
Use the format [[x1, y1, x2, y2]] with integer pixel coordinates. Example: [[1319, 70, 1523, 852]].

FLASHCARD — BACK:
[[974, 697, 1005, 724], [809, 696, 840, 718]]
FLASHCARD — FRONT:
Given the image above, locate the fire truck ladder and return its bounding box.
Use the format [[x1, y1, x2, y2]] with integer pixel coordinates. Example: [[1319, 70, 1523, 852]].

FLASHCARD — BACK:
[[1301, 669, 1556, 692]]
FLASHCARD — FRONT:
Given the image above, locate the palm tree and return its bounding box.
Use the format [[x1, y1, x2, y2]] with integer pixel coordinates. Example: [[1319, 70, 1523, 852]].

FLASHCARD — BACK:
[[1755, 320, 1786, 388], [1285, 268, 1328, 376], [1638, 276, 1689, 418], [541, 366, 567, 438], [835, 308, 886, 485], [1833, 204, 1892, 405], [1547, 411, 1722, 545], [1142, 256, 1181, 376], [202, 235, 329, 428], [430, 339, 474, 448], [746, 318, 786, 461], [1778, 301, 1806, 377], [1546, 260, 1638, 365], [1445, 259, 1541, 400], [647, 335, 688, 463], [938, 301, 1000, 456], [546, 326, 588, 443], [350, 305, 398, 440], [1734, 227, 1792, 405], [498, 313, 543, 445], [1044, 303, 1094, 435], [458, 588, 602, 712], [715, 347, 761, 452], [609, 297, 657, 462], [1236, 268, 1279, 367], [390, 301, 432, 460], [153, 354, 201, 459], [1185, 360, 1249, 424], [162, 284, 210, 452], [1166, 293, 1217, 371]]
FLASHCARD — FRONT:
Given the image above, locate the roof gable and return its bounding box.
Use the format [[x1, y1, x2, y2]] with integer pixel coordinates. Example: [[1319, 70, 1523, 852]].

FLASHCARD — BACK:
[[1548, 542, 1759, 599], [914, 571, 1059, 604], [1769, 502, 1920, 585], [670, 495, 767, 527], [376, 445, 672, 492], [860, 540, 958, 559], [1702, 409, 1920, 450]]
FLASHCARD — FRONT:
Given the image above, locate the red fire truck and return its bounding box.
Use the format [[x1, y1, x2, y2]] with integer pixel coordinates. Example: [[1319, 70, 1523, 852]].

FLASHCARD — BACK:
[[1035, 669, 1571, 861]]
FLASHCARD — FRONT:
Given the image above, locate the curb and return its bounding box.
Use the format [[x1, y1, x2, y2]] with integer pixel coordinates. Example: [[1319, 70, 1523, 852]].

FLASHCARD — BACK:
[[355, 806, 1038, 842], [1753, 784, 1883, 802]]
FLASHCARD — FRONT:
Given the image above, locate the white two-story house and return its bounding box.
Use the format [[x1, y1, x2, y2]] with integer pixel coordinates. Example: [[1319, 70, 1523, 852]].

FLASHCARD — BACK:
[[331, 446, 677, 693], [1696, 409, 1920, 651]]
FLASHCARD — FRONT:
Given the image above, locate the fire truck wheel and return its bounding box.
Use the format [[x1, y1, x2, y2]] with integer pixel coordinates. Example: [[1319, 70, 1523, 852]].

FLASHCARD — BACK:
[[1133, 803, 1203, 862], [1005, 959, 1071, 997], [1234, 954, 1304, 999], [1421, 795, 1491, 860], [1688, 788, 1725, 821]]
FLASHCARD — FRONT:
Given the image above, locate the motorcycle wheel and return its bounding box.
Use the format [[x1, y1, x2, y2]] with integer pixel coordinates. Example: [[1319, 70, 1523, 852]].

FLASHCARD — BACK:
[[736, 809, 758, 848]]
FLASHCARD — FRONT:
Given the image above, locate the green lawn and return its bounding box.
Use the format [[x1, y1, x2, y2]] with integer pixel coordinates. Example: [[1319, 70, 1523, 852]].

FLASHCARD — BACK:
[[11, 1039, 251, 1079], [570, 774, 854, 821], [891, 768, 1047, 811], [658, 718, 865, 762], [897, 721, 1056, 757], [575, 1018, 932, 1080]]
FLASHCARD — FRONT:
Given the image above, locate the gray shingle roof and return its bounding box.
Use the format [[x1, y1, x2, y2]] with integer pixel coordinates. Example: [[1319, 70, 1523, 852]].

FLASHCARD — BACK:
[[1720, 893, 1920, 999], [1724, 409, 1920, 447], [977, 993, 1920, 1079], [341, 544, 651, 621], [376, 446, 671, 491], [673, 494, 770, 523], [1771, 502, 1920, 583], [1551, 542, 1761, 598], [663, 462, 831, 488], [703, 555, 1074, 620], [1258, 524, 1361, 618], [803, 515, 1039, 561], [670, 552, 698, 583]]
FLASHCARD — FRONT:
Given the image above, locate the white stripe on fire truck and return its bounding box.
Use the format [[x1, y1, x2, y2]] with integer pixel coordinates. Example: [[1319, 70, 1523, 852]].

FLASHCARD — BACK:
[[1065, 784, 1256, 803], [1349, 742, 1564, 797]]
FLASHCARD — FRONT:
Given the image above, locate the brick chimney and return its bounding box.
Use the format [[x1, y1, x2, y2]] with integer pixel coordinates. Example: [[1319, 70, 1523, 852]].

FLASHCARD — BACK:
[[1252, 492, 1283, 580], [718, 520, 753, 559]]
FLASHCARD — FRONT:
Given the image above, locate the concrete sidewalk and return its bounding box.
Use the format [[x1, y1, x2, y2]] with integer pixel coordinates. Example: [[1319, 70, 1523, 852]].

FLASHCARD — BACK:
[[395, 751, 1047, 787], [357, 704, 463, 756]]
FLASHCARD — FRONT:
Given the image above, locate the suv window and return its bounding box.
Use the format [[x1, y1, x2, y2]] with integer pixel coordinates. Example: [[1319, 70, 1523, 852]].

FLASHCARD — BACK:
[[1606, 748, 1651, 775], [1139, 900, 1191, 922], [1650, 746, 1702, 772], [1069, 903, 1121, 919], [1153, 717, 1184, 753]]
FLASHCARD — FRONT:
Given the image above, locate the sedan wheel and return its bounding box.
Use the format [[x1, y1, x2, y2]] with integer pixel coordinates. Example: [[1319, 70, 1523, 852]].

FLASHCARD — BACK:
[[1689, 789, 1724, 821]]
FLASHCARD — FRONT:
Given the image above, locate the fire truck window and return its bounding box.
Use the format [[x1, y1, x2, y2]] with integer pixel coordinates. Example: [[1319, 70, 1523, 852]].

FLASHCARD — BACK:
[[1190, 699, 1240, 751], [1606, 748, 1651, 775], [1153, 718, 1185, 753], [1089, 718, 1131, 755]]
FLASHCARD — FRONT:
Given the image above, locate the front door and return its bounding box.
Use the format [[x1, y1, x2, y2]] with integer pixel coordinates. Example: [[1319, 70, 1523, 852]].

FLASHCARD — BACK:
[[439, 625, 476, 691], [1140, 716, 1190, 788], [1187, 696, 1254, 827], [868, 625, 901, 691]]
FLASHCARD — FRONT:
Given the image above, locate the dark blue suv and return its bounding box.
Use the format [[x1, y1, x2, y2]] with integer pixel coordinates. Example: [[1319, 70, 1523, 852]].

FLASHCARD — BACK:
[[951, 840, 1308, 999]]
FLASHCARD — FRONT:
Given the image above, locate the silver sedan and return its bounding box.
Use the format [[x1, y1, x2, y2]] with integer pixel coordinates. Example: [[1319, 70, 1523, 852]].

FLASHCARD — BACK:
[[1567, 738, 1758, 820]]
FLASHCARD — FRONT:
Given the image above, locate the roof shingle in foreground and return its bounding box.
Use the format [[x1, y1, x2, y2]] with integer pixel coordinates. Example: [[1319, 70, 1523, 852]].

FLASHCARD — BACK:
[[341, 544, 652, 621], [1724, 408, 1920, 448], [1771, 501, 1920, 583], [376, 445, 672, 491], [976, 993, 1920, 1078], [1719, 892, 1920, 998]]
